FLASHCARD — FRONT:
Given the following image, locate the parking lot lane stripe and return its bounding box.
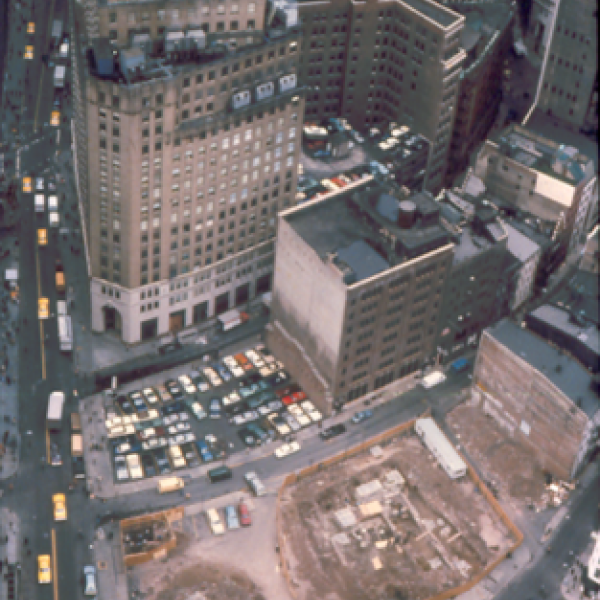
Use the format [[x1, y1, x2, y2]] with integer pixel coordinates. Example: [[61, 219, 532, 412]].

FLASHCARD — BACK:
[[51, 528, 59, 600]]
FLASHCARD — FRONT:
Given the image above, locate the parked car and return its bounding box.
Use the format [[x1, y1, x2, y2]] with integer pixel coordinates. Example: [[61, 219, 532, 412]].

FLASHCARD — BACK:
[[238, 427, 260, 447], [301, 400, 322, 423], [245, 349, 265, 369], [164, 378, 185, 400], [195, 439, 214, 462], [255, 344, 276, 364], [116, 395, 135, 415], [181, 442, 200, 468], [268, 414, 291, 437], [231, 410, 260, 426], [288, 405, 311, 428], [224, 505, 241, 529], [223, 355, 245, 378], [266, 371, 289, 387], [247, 422, 274, 444], [238, 501, 252, 526], [161, 401, 186, 416], [189, 370, 210, 393], [351, 410, 373, 424], [282, 412, 301, 432], [222, 390, 242, 407], [215, 363, 232, 382], [114, 455, 129, 481], [203, 367, 223, 387], [141, 453, 157, 477], [209, 398, 222, 419], [234, 353, 253, 371], [152, 448, 172, 474], [188, 400, 207, 420], [167, 422, 191, 435], [142, 387, 160, 405], [155, 384, 173, 404], [178, 374, 197, 395], [274, 441, 301, 459], [320, 424, 347, 440]]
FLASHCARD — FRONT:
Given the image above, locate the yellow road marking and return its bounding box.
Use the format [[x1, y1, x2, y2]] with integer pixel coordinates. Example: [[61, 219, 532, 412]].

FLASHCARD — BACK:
[[46, 428, 50, 465], [34, 0, 58, 131], [35, 245, 46, 380], [51, 528, 59, 600]]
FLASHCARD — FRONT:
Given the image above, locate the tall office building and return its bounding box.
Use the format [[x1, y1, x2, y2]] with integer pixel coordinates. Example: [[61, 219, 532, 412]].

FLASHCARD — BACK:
[[532, 0, 597, 132], [296, 0, 466, 192], [72, 1, 305, 343]]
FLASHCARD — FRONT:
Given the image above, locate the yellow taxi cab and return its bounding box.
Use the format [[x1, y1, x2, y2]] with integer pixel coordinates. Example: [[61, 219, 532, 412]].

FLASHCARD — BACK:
[[27, 22, 35, 34], [38, 229, 48, 246], [38, 555, 52, 584], [51, 110, 60, 126], [24, 45, 34, 60], [53, 493, 67, 521], [38, 297, 49, 320], [22, 177, 32, 193]]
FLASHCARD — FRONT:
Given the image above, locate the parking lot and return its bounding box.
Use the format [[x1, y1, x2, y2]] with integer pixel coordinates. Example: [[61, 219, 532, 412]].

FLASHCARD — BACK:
[[79, 343, 325, 493]]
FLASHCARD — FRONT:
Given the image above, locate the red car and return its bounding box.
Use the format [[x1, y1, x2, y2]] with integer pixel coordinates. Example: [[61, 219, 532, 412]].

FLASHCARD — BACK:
[[238, 502, 251, 526], [282, 395, 295, 406], [292, 391, 307, 402]]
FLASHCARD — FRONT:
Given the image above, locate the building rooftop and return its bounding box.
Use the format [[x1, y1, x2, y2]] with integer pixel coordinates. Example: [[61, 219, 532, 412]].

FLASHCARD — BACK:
[[399, 0, 463, 28], [503, 222, 541, 264], [284, 178, 451, 285], [492, 124, 595, 188], [487, 319, 599, 418], [550, 269, 600, 327]]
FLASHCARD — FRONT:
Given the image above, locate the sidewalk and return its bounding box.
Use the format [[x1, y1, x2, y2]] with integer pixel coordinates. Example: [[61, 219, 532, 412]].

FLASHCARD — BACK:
[[0, 507, 20, 600]]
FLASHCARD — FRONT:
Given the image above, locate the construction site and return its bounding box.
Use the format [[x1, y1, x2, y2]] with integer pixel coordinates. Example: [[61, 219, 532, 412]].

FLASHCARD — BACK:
[[277, 421, 519, 600], [447, 400, 575, 512]]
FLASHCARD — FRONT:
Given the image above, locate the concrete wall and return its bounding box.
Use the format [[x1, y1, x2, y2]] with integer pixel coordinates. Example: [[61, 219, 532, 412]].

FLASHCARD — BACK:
[[270, 216, 347, 386], [472, 330, 589, 480]]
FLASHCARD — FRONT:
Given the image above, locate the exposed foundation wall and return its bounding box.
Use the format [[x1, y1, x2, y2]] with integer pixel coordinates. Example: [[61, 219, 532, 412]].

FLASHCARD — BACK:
[[472, 331, 589, 480]]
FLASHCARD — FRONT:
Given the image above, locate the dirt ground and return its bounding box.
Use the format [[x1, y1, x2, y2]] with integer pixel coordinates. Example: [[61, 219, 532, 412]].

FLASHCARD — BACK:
[[132, 532, 266, 600], [280, 431, 516, 600], [447, 402, 548, 507]]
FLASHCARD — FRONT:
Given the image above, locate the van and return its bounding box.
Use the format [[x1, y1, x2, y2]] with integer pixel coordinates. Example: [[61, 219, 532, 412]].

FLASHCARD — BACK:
[[71, 433, 83, 456], [35, 194, 45, 213], [157, 476, 185, 494], [48, 195, 59, 211], [70, 412, 81, 433], [57, 300, 68, 316], [207, 465, 232, 483], [206, 508, 225, 535]]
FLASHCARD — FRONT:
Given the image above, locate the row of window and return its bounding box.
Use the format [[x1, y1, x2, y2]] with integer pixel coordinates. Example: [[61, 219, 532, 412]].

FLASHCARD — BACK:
[[108, 3, 257, 24]]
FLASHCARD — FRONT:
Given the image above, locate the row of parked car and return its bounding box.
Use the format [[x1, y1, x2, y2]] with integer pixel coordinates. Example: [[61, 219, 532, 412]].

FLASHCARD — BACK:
[[206, 501, 251, 535]]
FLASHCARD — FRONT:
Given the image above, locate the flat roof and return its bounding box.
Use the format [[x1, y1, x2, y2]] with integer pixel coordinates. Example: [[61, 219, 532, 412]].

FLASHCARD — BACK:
[[503, 222, 540, 263], [336, 240, 390, 282], [400, 0, 463, 28], [486, 319, 599, 418]]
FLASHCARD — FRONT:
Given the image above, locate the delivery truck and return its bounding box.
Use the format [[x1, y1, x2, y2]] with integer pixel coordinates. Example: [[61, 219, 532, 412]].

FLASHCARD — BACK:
[[47, 391, 65, 432], [57, 315, 72, 352]]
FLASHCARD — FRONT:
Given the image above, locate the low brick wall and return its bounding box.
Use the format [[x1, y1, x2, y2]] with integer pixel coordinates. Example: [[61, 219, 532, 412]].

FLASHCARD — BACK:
[[275, 412, 523, 600]]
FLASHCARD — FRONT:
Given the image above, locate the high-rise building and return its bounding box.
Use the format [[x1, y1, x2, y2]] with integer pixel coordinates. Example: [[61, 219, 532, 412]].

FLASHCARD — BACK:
[[267, 177, 454, 414], [531, 0, 597, 132], [445, 4, 515, 187], [296, 0, 466, 192], [72, 1, 305, 343]]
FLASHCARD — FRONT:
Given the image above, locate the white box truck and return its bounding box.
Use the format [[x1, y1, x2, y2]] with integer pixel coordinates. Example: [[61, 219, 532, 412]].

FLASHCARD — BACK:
[[47, 391, 65, 432], [57, 315, 72, 352]]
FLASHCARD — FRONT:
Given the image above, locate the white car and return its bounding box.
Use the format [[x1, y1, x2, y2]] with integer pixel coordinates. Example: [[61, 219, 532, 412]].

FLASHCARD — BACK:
[[142, 437, 167, 450], [178, 374, 197, 395], [163, 414, 179, 426], [83, 565, 98, 597], [223, 355, 245, 378], [177, 412, 190, 422], [301, 400, 323, 422], [189, 401, 207, 420], [35, 177, 44, 191], [142, 387, 160, 405], [222, 390, 242, 406], [268, 413, 291, 437], [189, 370, 210, 392], [182, 432, 196, 443], [274, 441, 301, 459], [288, 405, 312, 428], [138, 427, 156, 440], [258, 400, 282, 416], [282, 412, 301, 432], [231, 410, 259, 426], [245, 349, 265, 369], [114, 456, 130, 481], [167, 422, 191, 435], [203, 367, 223, 387]]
